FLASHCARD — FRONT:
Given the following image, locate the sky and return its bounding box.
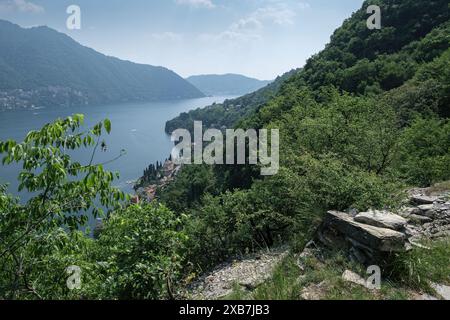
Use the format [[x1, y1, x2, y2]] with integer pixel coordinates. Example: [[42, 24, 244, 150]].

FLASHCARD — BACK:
[[0, 0, 365, 80]]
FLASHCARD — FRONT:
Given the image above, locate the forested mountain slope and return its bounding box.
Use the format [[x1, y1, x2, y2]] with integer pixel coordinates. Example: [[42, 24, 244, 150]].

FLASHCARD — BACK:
[[1, 0, 449, 300], [160, 0, 450, 269], [0, 20, 204, 109], [165, 69, 298, 133]]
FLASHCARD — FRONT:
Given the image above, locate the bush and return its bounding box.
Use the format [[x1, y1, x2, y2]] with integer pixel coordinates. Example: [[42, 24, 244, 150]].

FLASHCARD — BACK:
[[91, 204, 188, 299], [396, 117, 450, 187]]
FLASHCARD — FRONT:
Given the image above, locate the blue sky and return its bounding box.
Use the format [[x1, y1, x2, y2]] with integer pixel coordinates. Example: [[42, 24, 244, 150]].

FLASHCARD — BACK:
[[0, 0, 365, 79]]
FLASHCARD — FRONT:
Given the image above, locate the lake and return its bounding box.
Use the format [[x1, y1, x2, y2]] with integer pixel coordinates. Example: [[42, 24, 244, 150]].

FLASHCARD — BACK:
[[0, 96, 234, 201]]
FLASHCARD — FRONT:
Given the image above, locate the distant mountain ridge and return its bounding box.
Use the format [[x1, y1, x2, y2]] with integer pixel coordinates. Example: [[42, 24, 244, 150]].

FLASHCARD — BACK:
[[0, 20, 204, 109], [186, 74, 271, 96], [166, 69, 297, 134]]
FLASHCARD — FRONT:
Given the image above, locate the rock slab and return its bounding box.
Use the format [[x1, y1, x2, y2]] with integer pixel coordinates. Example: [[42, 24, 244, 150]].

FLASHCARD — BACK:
[[355, 210, 407, 230], [325, 211, 407, 252]]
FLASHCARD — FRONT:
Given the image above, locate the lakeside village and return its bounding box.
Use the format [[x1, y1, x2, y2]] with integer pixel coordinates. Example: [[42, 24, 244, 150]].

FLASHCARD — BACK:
[[132, 156, 181, 204], [130, 122, 279, 204], [0, 87, 88, 111]]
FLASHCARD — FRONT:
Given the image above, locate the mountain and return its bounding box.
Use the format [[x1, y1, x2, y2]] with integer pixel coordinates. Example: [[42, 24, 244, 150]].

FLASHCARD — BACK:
[[160, 0, 450, 287], [169, 0, 449, 135], [166, 69, 296, 134], [0, 20, 204, 109], [186, 74, 271, 96]]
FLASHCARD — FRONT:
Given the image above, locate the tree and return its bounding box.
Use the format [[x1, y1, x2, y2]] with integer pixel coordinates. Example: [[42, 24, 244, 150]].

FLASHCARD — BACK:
[[0, 115, 125, 299]]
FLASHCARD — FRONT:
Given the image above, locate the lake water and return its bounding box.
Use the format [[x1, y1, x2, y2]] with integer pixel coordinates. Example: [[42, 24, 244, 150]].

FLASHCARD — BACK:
[[0, 96, 234, 201]]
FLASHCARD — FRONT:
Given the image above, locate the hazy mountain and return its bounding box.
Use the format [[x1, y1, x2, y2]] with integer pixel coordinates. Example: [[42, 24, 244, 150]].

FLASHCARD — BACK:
[[186, 74, 271, 96], [166, 69, 297, 134], [0, 20, 204, 109]]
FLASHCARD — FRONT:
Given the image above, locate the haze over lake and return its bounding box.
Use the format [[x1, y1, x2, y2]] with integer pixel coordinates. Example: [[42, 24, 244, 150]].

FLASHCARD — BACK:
[[0, 96, 235, 200]]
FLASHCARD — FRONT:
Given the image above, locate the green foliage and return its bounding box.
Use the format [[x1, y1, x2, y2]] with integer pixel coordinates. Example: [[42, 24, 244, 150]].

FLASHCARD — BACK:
[[2, 0, 450, 300], [251, 256, 303, 300], [395, 117, 450, 187], [291, 0, 449, 97], [0, 115, 125, 299], [388, 239, 450, 290], [165, 69, 298, 134], [159, 165, 219, 213], [87, 204, 187, 299], [161, 1, 450, 277]]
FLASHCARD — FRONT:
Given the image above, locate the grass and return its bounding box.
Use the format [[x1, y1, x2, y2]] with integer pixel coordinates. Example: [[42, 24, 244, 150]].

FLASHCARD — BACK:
[[252, 256, 303, 300], [388, 239, 450, 291], [425, 180, 450, 196], [225, 238, 449, 300]]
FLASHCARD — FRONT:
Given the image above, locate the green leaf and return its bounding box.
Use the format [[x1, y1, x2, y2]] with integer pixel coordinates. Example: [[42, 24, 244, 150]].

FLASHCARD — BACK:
[[104, 119, 112, 134]]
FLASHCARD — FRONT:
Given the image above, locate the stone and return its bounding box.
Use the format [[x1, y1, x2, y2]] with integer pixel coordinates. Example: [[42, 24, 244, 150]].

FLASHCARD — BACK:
[[349, 246, 369, 264], [418, 204, 434, 212], [408, 214, 433, 224], [342, 270, 368, 288], [398, 207, 421, 218], [355, 210, 407, 230], [435, 203, 450, 212], [300, 281, 327, 300], [325, 211, 407, 252], [410, 195, 438, 205], [417, 204, 438, 218], [413, 293, 439, 300], [430, 283, 450, 300]]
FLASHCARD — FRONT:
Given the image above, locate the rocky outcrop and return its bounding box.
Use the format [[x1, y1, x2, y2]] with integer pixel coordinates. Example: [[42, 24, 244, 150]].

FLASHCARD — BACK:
[[399, 190, 450, 241], [316, 189, 450, 265], [410, 195, 439, 205], [324, 211, 407, 252], [354, 210, 407, 230]]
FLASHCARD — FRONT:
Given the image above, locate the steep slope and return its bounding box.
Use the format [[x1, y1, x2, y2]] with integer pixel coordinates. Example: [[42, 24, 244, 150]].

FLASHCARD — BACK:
[[0, 20, 204, 109], [186, 74, 271, 96], [159, 0, 450, 278], [165, 69, 297, 133], [167, 0, 449, 134]]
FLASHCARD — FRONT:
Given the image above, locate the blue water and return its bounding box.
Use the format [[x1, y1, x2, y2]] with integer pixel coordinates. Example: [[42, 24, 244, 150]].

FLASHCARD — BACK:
[[0, 96, 234, 201]]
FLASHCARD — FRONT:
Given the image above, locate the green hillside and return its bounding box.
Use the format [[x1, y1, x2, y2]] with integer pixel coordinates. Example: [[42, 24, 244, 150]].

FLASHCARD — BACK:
[[160, 0, 450, 284], [0, 0, 449, 300], [0, 20, 204, 108], [166, 69, 298, 134]]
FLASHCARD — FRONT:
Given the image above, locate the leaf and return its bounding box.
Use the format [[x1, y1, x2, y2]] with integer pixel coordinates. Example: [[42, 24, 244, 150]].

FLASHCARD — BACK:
[[104, 119, 112, 134]]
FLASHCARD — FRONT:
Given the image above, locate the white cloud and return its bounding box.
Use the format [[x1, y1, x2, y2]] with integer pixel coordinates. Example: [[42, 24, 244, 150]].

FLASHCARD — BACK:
[[202, 1, 309, 44], [0, 0, 44, 14], [175, 0, 215, 9]]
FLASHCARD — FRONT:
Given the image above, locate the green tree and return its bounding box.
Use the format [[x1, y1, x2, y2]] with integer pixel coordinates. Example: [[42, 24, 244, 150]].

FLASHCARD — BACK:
[[0, 115, 125, 299]]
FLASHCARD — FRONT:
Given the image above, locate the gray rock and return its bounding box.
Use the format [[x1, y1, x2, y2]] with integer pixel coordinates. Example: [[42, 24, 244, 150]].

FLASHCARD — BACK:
[[325, 211, 407, 252], [418, 204, 434, 211], [408, 214, 433, 224], [342, 270, 371, 289], [300, 281, 327, 300], [398, 207, 421, 218], [414, 293, 439, 300], [430, 282, 450, 300], [349, 246, 369, 264], [411, 195, 438, 205], [434, 203, 450, 212], [355, 210, 407, 230]]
